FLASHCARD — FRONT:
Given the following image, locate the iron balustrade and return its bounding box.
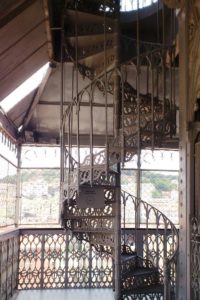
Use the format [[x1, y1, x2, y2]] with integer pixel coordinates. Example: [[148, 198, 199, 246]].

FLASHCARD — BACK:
[[17, 226, 177, 293], [0, 229, 19, 300], [121, 190, 179, 298], [0, 226, 178, 299], [18, 228, 113, 289]]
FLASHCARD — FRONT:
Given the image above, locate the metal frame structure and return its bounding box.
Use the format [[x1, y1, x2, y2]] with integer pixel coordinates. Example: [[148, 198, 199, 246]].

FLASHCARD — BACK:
[[0, 0, 183, 299]]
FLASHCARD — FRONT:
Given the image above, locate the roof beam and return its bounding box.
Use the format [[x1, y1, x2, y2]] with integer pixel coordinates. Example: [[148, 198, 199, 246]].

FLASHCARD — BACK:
[[0, 0, 36, 28], [0, 110, 18, 139]]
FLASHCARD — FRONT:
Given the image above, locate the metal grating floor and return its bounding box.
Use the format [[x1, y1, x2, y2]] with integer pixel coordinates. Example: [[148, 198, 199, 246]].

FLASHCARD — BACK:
[[12, 289, 115, 300]]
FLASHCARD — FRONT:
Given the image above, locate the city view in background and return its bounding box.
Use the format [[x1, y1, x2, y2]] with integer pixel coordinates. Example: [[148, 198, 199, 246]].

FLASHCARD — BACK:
[[0, 146, 179, 227]]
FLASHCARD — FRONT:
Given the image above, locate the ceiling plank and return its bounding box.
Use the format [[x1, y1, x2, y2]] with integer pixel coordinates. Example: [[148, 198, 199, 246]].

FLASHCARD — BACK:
[[0, 0, 36, 29]]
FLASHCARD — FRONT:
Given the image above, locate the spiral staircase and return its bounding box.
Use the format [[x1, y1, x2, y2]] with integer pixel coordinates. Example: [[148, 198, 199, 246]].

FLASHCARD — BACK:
[[60, 1, 178, 299]]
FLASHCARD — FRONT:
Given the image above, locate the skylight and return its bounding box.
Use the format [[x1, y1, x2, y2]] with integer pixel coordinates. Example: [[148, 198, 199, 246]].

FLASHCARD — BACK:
[[0, 63, 49, 113], [121, 0, 158, 11]]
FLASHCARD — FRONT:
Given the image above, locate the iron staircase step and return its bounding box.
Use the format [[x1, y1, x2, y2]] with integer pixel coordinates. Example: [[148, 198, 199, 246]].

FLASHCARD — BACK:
[[66, 33, 116, 60], [65, 9, 115, 37], [122, 283, 165, 298], [77, 48, 116, 75]]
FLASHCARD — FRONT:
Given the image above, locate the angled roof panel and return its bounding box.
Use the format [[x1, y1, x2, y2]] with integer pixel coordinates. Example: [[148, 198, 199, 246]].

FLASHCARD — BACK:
[[6, 90, 36, 128], [0, 0, 50, 101]]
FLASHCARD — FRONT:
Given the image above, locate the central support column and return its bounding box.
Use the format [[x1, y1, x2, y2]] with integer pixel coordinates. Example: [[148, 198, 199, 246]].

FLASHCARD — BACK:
[[113, 1, 121, 299]]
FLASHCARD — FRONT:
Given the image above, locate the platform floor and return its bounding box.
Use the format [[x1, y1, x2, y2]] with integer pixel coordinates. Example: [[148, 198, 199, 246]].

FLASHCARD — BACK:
[[13, 289, 115, 300]]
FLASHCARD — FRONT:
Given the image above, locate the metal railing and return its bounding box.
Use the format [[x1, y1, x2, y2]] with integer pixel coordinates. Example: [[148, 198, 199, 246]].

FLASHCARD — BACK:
[[18, 228, 113, 290], [0, 224, 178, 299], [121, 190, 179, 298], [0, 229, 19, 300]]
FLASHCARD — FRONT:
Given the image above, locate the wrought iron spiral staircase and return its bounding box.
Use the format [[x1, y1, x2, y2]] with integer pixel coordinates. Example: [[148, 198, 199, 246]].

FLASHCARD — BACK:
[[60, 0, 178, 299]]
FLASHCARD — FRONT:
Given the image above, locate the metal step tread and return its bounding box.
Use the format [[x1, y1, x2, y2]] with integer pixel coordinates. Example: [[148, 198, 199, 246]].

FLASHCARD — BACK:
[[65, 9, 115, 25], [123, 267, 158, 277], [78, 47, 115, 68], [122, 283, 164, 295]]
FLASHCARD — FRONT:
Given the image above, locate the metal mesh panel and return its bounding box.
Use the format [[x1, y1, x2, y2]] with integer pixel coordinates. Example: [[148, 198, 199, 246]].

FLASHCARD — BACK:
[[43, 233, 67, 288], [91, 248, 113, 287], [18, 230, 113, 289], [67, 235, 90, 288], [20, 169, 60, 224], [18, 234, 43, 289], [0, 156, 17, 227]]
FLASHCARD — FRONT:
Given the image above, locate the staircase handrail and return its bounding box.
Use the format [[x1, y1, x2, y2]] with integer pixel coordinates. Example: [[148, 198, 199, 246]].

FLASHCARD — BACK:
[[121, 189, 179, 262], [121, 189, 179, 294]]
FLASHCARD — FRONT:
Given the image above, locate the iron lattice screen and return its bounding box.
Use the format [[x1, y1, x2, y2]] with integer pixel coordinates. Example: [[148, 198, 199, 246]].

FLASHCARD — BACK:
[[18, 229, 113, 289]]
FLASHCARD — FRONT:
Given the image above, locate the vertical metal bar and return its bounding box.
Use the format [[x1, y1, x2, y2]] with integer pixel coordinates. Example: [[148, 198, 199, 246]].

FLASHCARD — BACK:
[[146, 64, 149, 94], [104, 0, 109, 177], [40, 234, 45, 288], [65, 231, 69, 288], [123, 194, 126, 246], [90, 85, 93, 186], [113, 1, 121, 299], [163, 221, 168, 300], [121, 66, 125, 167], [15, 144, 22, 226], [136, 0, 141, 244], [89, 234, 92, 288], [156, 0, 160, 43], [67, 110, 71, 199], [151, 58, 155, 150], [75, 2, 80, 192], [169, 47, 173, 138], [60, 6, 65, 223], [162, 2, 166, 135], [114, 184, 121, 300]]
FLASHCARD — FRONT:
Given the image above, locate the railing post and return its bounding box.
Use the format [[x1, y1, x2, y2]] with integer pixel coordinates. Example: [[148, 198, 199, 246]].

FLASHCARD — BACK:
[[40, 233, 45, 289], [114, 186, 121, 300], [164, 258, 170, 300]]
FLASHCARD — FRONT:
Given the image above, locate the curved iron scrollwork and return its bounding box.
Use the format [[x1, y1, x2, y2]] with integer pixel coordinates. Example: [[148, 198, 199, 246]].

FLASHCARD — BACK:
[[62, 188, 178, 294]]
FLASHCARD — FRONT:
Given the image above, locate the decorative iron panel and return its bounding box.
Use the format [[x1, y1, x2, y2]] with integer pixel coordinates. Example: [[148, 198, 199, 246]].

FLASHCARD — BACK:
[[43, 233, 66, 288], [67, 235, 90, 288], [0, 240, 7, 300], [91, 248, 113, 287], [18, 229, 113, 289], [0, 231, 19, 300], [18, 233, 43, 289]]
